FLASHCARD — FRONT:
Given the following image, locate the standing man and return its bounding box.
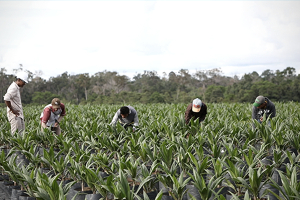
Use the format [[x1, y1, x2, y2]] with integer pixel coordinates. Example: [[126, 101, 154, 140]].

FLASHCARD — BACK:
[[3, 71, 28, 135], [185, 98, 207, 125], [252, 95, 276, 124], [40, 98, 66, 135], [110, 106, 139, 131]]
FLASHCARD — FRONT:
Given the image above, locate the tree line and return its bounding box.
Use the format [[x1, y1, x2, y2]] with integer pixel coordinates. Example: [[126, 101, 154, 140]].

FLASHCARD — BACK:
[[0, 66, 299, 106]]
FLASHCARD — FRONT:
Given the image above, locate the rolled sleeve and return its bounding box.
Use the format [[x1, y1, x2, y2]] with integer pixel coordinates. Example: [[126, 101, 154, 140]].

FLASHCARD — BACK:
[[3, 87, 16, 102], [3, 93, 12, 102], [41, 108, 51, 123]]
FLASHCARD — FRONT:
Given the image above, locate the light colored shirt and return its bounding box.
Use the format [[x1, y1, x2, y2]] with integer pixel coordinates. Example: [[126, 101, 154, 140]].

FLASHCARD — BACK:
[[3, 82, 24, 121]]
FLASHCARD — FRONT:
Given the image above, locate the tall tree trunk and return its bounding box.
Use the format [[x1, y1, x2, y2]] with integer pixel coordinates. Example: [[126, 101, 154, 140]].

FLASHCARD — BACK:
[[85, 87, 88, 101], [176, 87, 180, 100]]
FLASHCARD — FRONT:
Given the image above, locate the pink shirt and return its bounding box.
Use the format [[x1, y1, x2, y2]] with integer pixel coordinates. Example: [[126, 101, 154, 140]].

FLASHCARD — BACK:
[[40, 103, 66, 125]]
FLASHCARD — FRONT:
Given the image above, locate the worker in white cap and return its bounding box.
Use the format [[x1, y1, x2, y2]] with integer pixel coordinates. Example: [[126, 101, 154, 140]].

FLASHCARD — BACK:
[[3, 71, 28, 135], [185, 98, 207, 125]]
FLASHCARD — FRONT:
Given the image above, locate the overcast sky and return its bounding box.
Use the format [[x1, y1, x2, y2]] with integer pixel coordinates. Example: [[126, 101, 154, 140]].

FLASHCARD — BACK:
[[0, 1, 300, 80]]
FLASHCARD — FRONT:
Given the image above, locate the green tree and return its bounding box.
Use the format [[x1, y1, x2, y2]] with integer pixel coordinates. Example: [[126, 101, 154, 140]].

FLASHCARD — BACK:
[[0, 68, 15, 103], [149, 92, 165, 103], [205, 85, 225, 103], [76, 73, 91, 101], [32, 91, 60, 105], [48, 72, 70, 101]]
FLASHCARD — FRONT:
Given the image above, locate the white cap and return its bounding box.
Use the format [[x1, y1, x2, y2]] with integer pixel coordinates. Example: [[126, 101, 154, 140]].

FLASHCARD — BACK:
[[16, 71, 29, 83], [192, 98, 202, 112]]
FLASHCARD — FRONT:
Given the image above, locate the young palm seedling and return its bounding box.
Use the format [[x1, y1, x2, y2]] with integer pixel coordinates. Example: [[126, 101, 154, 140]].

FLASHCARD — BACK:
[[224, 159, 247, 197], [16, 165, 38, 197], [137, 139, 151, 163], [187, 152, 210, 179], [80, 165, 109, 198], [158, 142, 175, 170], [0, 152, 23, 187], [139, 161, 159, 193], [238, 166, 272, 200], [287, 130, 300, 156], [139, 140, 158, 164], [168, 171, 191, 200], [102, 169, 134, 200], [20, 145, 41, 169], [40, 146, 62, 173], [271, 123, 288, 151], [268, 166, 300, 200], [34, 171, 75, 200], [123, 157, 141, 189], [188, 168, 223, 200]]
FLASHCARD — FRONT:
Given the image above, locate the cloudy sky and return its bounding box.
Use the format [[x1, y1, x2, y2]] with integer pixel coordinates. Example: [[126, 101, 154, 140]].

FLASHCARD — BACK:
[[0, 1, 299, 80]]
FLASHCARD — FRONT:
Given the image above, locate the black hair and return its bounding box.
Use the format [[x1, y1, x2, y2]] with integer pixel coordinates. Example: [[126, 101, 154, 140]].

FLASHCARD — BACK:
[[16, 78, 25, 83], [120, 106, 130, 115]]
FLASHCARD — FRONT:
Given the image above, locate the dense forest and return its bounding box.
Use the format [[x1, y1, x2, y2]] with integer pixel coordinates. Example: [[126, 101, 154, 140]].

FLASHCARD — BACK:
[[0, 66, 299, 106]]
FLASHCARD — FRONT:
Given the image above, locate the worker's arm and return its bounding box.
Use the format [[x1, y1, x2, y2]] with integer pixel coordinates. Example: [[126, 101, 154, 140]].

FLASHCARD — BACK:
[[5, 100, 19, 116]]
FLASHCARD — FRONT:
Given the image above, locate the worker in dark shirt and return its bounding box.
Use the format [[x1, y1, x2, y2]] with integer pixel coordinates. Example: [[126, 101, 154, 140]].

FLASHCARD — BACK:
[[185, 98, 207, 125], [252, 95, 276, 124]]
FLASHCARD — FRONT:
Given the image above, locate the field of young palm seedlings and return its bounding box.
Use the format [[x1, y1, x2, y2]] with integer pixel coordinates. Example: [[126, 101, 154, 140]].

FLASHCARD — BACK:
[[1, 102, 300, 200]]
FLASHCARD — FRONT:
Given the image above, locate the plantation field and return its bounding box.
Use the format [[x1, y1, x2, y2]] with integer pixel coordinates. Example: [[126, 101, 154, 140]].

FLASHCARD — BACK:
[[1, 102, 300, 200]]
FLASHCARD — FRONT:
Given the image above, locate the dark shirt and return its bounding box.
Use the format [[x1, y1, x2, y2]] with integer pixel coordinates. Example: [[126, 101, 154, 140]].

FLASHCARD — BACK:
[[185, 102, 207, 124], [252, 97, 276, 121]]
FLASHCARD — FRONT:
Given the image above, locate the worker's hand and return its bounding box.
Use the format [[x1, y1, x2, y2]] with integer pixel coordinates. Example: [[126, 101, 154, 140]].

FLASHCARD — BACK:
[[41, 122, 48, 129], [260, 117, 263, 122], [54, 120, 59, 127], [10, 108, 19, 116]]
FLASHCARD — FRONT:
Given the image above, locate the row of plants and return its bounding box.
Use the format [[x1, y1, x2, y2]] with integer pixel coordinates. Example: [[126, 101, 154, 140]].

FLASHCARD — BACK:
[[0, 102, 300, 200]]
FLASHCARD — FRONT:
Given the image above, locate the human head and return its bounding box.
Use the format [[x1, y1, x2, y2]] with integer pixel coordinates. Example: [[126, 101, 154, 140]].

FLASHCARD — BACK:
[[253, 96, 267, 108], [51, 98, 61, 110], [15, 71, 28, 87], [120, 106, 129, 118], [192, 98, 202, 112]]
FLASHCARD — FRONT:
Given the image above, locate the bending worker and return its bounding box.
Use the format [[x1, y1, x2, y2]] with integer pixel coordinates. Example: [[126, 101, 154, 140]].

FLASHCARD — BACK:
[[40, 98, 66, 135], [252, 95, 276, 124], [185, 98, 207, 125], [110, 106, 139, 131]]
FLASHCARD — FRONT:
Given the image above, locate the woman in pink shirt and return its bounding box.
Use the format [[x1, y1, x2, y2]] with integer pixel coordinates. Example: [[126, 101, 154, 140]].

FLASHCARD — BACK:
[[40, 98, 66, 135]]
